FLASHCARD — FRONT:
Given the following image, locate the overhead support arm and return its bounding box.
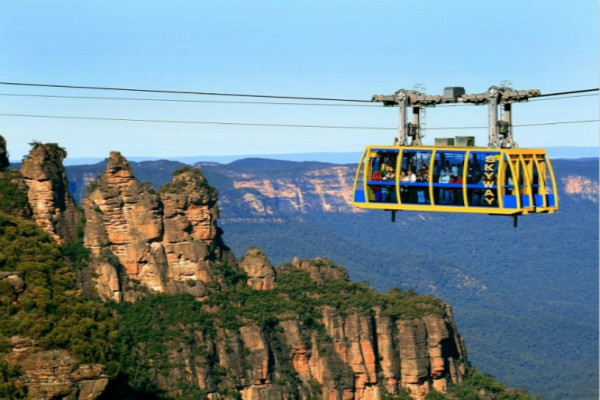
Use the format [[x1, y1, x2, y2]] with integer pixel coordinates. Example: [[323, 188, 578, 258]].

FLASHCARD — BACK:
[[488, 87, 501, 148], [372, 90, 443, 146], [373, 86, 540, 148]]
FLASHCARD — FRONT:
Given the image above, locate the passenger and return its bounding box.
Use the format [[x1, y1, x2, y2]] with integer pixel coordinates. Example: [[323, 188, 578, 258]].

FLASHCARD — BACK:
[[408, 169, 417, 202], [408, 169, 417, 182], [400, 170, 409, 202], [456, 175, 464, 205], [381, 167, 395, 201], [432, 161, 440, 202], [381, 162, 388, 179], [451, 164, 459, 177], [438, 170, 449, 204], [432, 160, 440, 181], [447, 175, 456, 204], [472, 176, 485, 205], [383, 166, 395, 181], [417, 170, 427, 203]]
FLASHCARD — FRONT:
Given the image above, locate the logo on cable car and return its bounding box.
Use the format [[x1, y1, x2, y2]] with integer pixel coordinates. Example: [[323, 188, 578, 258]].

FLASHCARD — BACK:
[[482, 155, 497, 205]]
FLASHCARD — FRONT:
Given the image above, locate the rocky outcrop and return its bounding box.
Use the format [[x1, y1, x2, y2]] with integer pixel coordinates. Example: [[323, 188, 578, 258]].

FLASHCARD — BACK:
[[289, 256, 349, 284], [239, 248, 276, 290], [562, 175, 599, 202], [0, 271, 25, 296], [127, 258, 468, 400], [221, 164, 359, 217], [5, 337, 109, 400], [82, 153, 234, 302], [20, 142, 81, 243]]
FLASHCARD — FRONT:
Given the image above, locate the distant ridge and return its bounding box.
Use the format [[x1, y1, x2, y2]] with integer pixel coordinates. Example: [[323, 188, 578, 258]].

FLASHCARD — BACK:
[[17, 146, 598, 166]]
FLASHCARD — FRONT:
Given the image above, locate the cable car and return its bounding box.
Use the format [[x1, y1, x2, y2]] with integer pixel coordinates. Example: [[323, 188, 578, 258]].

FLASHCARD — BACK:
[[351, 86, 559, 226]]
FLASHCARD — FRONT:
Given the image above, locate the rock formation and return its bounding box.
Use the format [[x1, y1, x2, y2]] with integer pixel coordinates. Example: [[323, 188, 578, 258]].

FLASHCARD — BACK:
[[82, 152, 234, 302], [75, 152, 469, 399], [239, 247, 276, 290], [20, 142, 81, 243], [220, 163, 359, 217], [5, 337, 109, 400], [562, 175, 599, 202], [125, 258, 468, 400]]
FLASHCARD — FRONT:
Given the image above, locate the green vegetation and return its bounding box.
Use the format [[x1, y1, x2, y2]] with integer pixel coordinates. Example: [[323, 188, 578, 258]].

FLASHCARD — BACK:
[[158, 166, 217, 197], [0, 360, 27, 399], [0, 171, 29, 215], [110, 293, 215, 397], [0, 212, 117, 364], [419, 369, 540, 400]]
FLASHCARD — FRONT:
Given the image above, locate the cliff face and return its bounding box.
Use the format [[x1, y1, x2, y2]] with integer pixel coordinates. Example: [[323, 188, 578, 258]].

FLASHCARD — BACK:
[[121, 256, 468, 400], [82, 152, 234, 302], [210, 163, 360, 218], [562, 175, 599, 202], [5, 337, 108, 400], [20, 142, 81, 243]]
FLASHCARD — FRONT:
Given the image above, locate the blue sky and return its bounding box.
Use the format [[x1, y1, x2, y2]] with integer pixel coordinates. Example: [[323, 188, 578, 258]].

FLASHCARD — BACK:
[[0, 1, 598, 162]]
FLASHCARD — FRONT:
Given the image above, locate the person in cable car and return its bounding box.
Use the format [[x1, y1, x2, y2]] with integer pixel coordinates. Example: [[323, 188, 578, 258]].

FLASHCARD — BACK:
[[400, 169, 409, 202], [438, 169, 450, 204]]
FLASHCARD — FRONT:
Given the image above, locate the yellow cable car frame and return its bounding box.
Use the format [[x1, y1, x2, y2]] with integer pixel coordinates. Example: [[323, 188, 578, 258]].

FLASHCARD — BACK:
[[352, 145, 558, 216]]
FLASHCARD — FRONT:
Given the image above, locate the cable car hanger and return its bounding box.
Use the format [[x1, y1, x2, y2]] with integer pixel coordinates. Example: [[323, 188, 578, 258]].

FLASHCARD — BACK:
[[372, 85, 541, 149]]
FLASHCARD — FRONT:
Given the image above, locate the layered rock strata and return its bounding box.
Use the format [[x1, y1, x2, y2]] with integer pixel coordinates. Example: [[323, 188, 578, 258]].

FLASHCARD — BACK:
[[20, 142, 81, 243], [5, 337, 109, 400], [134, 258, 468, 400], [239, 247, 276, 290], [82, 152, 234, 302]]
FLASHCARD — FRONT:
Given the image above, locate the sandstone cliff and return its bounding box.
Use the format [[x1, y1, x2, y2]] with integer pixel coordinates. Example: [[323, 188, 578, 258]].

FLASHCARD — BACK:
[[202, 161, 360, 218], [82, 152, 234, 302], [114, 255, 468, 400], [562, 175, 599, 202], [20, 142, 81, 243], [5, 337, 109, 400]]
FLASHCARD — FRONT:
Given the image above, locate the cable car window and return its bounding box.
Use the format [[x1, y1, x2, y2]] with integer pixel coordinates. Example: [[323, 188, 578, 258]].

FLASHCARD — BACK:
[[468, 151, 499, 207], [434, 151, 466, 206], [367, 149, 398, 203], [400, 150, 431, 204]]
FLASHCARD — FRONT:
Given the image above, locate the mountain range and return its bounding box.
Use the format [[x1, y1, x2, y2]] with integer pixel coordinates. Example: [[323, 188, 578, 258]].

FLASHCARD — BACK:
[[59, 154, 600, 400], [3, 137, 598, 399], [0, 137, 561, 400]]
